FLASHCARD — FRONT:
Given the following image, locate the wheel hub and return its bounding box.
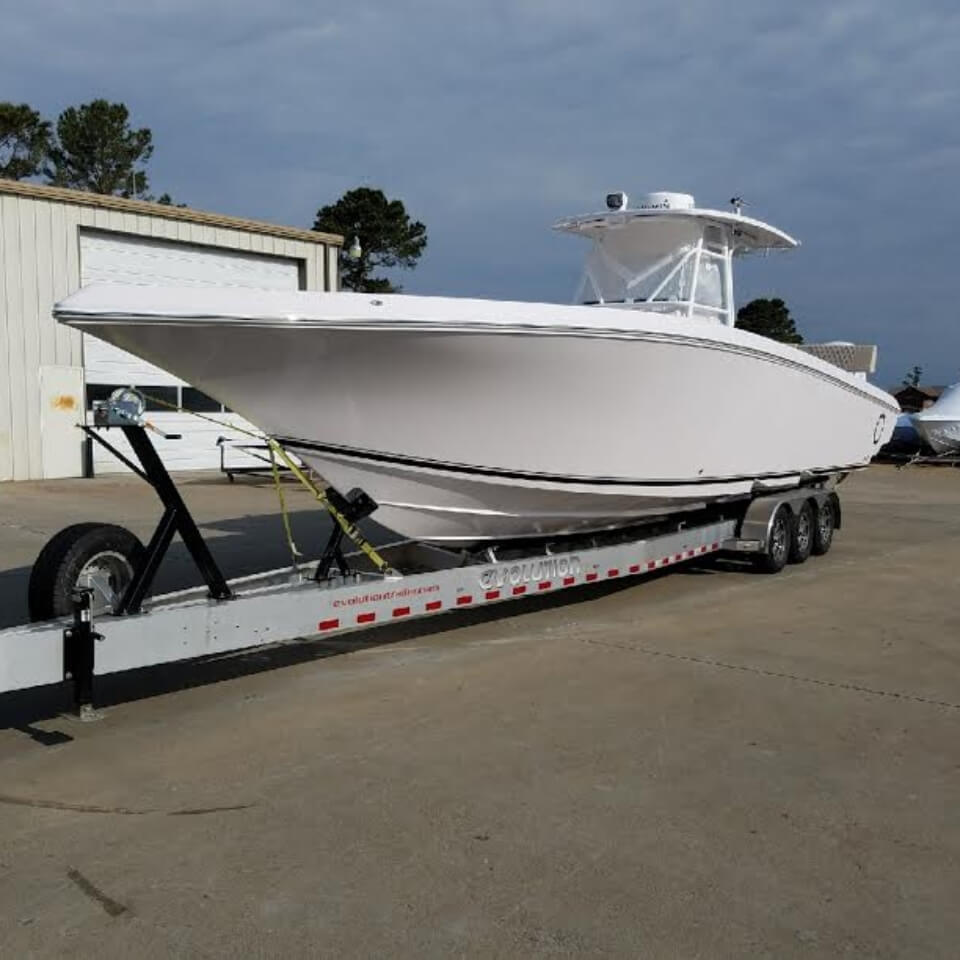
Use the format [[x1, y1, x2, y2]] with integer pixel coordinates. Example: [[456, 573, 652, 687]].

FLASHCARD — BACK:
[[819, 508, 833, 538], [771, 518, 788, 560], [76, 551, 134, 616]]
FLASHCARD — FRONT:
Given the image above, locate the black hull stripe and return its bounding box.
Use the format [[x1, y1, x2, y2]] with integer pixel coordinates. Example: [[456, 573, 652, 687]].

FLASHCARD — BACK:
[[279, 437, 858, 488]]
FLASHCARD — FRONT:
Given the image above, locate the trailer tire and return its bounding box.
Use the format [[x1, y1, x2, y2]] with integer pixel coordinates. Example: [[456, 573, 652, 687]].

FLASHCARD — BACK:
[[753, 504, 792, 574], [28, 523, 145, 622], [812, 495, 837, 556], [788, 500, 814, 564]]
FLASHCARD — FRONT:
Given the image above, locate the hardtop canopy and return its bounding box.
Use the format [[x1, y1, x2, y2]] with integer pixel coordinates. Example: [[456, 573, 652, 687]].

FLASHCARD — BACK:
[[553, 192, 798, 253], [554, 192, 798, 325]]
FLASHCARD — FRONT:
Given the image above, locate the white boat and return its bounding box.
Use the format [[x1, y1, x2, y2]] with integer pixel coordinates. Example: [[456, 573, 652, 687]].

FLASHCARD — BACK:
[[911, 383, 960, 454], [55, 191, 898, 545]]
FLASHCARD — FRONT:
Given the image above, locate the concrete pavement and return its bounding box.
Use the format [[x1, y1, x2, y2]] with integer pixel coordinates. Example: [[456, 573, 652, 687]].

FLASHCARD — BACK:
[[0, 465, 958, 957]]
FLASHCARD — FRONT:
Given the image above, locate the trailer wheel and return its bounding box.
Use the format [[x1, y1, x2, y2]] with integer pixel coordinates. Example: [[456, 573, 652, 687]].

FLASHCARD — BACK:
[[788, 500, 814, 564], [28, 523, 145, 622], [812, 495, 837, 556], [754, 504, 792, 574]]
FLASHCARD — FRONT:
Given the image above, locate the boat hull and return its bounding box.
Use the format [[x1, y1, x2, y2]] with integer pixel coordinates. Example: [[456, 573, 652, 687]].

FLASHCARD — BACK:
[[57, 289, 898, 544], [285, 439, 758, 542], [911, 384, 960, 454], [911, 417, 960, 454]]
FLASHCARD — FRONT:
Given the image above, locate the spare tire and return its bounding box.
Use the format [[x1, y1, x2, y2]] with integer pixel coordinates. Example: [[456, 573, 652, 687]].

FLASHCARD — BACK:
[[28, 523, 145, 622]]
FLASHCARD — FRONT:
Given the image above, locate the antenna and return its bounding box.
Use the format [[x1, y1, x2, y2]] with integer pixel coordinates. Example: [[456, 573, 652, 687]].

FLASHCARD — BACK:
[[730, 196, 746, 216]]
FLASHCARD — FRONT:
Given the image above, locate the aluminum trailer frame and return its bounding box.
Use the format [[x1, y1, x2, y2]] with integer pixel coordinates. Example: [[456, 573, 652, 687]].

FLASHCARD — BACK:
[[0, 417, 840, 709], [0, 519, 739, 698]]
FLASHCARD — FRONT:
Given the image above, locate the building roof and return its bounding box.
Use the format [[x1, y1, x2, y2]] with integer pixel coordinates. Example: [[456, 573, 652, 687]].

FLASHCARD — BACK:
[[798, 343, 876, 374], [0, 178, 342, 246], [892, 384, 945, 398]]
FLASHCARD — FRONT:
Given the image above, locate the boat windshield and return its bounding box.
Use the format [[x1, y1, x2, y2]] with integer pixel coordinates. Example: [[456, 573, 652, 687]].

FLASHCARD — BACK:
[[575, 218, 735, 325]]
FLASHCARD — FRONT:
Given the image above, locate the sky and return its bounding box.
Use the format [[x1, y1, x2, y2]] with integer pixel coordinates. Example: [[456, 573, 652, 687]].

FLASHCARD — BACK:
[[3, 0, 959, 387]]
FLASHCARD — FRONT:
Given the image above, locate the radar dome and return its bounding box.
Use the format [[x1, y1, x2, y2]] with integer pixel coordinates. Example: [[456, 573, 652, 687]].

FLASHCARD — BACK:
[[634, 192, 695, 211]]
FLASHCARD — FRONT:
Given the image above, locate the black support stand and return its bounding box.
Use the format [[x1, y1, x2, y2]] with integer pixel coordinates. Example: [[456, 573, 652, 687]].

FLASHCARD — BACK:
[[315, 487, 379, 580], [81, 424, 232, 614], [64, 588, 100, 715]]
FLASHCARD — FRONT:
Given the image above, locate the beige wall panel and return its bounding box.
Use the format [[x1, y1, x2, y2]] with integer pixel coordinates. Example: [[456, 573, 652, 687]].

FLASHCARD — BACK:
[[33, 202, 58, 372], [327, 245, 339, 291], [3, 195, 26, 479], [15, 198, 42, 478], [63, 207, 83, 366], [39, 364, 84, 479], [0, 196, 13, 479], [303, 251, 317, 290], [315, 248, 328, 289], [49, 202, 73, 364]]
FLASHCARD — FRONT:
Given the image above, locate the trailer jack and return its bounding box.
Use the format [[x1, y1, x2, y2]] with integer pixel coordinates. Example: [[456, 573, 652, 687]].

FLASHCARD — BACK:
[[63, 588, 102, 719]]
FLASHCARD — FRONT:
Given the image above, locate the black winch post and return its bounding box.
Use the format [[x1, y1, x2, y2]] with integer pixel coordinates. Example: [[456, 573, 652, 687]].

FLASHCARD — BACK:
[[118, 425, 232, 613], [80, 422, 232, 614], [316, 487, 379, 580], [64, 588, 100, 714]]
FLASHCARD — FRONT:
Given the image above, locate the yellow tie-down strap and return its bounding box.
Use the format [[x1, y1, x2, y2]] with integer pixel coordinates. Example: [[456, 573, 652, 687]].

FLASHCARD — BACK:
[[130, 389, 393, 576], [265, 439, 393, 576]]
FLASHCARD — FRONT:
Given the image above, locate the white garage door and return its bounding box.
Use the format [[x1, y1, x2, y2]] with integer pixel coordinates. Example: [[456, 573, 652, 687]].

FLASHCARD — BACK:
[[80, 230, 302, 474]]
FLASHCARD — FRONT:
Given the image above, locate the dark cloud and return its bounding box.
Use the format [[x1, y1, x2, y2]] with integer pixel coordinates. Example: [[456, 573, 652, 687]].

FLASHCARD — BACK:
[[3, 0, 959, 385]]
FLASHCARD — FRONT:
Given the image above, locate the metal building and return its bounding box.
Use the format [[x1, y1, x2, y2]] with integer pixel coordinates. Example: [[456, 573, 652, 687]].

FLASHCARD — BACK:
[[0, 180, 341, 481]]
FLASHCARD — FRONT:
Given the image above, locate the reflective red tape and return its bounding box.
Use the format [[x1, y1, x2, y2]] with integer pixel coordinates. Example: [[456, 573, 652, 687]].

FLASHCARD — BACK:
[[456, 595, 472, 606], [392, 606, 410, 618], [356, 612, 376, 624], [318, 618, 339, 631], [485, 589, 500, 600], [585, 572, 598, 582], [426, 600, 442, 611], [538, 581, 551, 591], [562, 576, 575, 586], [512, 585, 527, 595]]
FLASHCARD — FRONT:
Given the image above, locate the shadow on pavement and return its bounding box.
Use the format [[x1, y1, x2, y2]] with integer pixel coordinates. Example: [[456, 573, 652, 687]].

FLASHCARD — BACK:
[[0, 508, 399, 630], [0, 560, 739, 737], [0, 493, 741, 737]]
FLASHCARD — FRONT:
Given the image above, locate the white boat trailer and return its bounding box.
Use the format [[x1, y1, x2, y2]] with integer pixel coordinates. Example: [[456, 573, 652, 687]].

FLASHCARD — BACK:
[[0, 416, 842, 714]]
